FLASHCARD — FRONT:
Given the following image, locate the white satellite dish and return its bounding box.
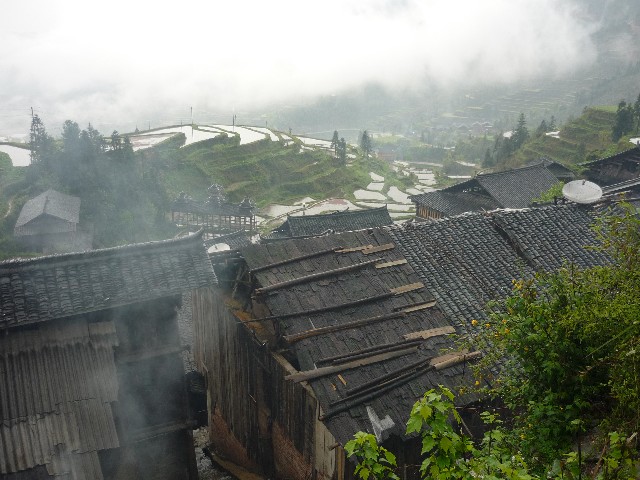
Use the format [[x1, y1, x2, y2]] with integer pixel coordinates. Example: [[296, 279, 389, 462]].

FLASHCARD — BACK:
[[562, 180, 603, 204]]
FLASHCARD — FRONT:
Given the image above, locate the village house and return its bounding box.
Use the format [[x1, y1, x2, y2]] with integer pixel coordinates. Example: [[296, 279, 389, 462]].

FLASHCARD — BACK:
[[13, 189, 92, 254], [582, 146, 640, 186], [192, 203, 610, 480], [265, 206, 393, 240], [410, 163, 564, 220], [0, 231, 216, 480]]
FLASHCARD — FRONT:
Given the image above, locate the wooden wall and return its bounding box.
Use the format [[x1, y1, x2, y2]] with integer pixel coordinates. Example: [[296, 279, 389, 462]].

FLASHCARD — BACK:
[[192, 286, 342, 480]]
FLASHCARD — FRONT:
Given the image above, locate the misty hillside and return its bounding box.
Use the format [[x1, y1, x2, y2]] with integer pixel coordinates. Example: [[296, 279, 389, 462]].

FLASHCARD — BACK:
[[0, 121, 415, 258], [270, 1, 640, 145]]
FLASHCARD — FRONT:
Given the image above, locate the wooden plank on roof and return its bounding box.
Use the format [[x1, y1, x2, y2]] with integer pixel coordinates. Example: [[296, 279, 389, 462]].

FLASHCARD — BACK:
[[375, 259, 407, 269], [362, 243, 395, 255], [283, 311, 405, 343], [430, 350, 482, 370], [402, 301, 436, 312], [247, 292, 394, 322], [390, 282, 424, 295], [285, 346, 418, 382], [254, 259, 379, 295], [250, 246, 344, 272], [335, 245, 374, 253], [403, 325, 455, 340]]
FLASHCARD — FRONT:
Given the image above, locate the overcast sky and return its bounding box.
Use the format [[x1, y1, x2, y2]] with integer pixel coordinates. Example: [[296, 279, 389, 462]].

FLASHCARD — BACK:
[[1, 0, 599, 135]]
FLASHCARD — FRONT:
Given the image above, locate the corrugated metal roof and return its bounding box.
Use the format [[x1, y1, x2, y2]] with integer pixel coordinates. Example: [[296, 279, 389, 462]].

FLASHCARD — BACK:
[[15, 190, 80, 229], [0, 230, 216, 330], [0, 319, 119, 478]]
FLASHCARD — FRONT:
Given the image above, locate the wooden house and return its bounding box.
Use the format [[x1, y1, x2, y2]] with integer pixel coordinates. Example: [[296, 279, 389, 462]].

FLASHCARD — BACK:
[[0, 231, 216, 480], [582, 147, 640, 186], [13, 189, 92, 253], [191, 204, 610, 480], [411, 163, 561, 220]]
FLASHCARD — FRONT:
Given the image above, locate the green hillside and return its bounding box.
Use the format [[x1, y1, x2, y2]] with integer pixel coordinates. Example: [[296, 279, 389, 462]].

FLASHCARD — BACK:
[[143, 131, 412, 207], [504, 106, 633, 169]]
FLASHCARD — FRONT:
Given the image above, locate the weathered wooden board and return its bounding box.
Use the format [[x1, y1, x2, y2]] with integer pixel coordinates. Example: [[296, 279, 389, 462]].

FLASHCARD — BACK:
[[403, 325, 455, 340], [285, 346, 419, 382], [390, 282, 424, 295]]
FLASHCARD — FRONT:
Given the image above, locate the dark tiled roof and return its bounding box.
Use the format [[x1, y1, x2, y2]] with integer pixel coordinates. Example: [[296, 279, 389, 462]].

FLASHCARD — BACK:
[[580, 147, 640, 168], [491, 205, 610, 271], [236, 204, 612, 446], [15, 189, 80, 228], [269, 206, 393, 239], [204, 230, 255, 251], [411, 164, 560, 214], [602, 177, 640, 195], [387, 205, 610, 332], [388, 214, 528, 333], [0, 231, 216, 330], [241, 230, 478, 445], [475, 164, 559, 208], [410, 191, 500, 216]]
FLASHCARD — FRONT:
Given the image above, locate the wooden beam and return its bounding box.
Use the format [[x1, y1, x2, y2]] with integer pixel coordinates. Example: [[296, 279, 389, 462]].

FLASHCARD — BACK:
[[362, 243, 395, 255], [432, 350, 482, 370], [403, 326, 455, 341], [402, 301, 437, 313], [250, 246, 344, 272], [254, 259, 379, 295], [335, 245, 374, 253], [283, 311, 405, 343], [390, 282, 424, 295], [374, 259, 407, 269], [245, 292, 394, 323], [285, 346, 418, 382], [316, 338, 423, 365]]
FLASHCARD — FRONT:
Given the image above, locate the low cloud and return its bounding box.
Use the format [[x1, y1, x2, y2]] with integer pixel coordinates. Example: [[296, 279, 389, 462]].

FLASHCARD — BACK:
[[0, 0, 598, 134]]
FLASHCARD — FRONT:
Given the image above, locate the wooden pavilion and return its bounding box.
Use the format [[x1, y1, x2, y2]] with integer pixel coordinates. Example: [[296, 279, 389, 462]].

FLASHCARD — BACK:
[[171, 185, 256, 235]]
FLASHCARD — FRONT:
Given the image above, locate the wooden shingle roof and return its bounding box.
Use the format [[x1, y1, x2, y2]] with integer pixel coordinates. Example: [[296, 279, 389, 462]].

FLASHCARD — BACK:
[[237, 204, 611, 446], [242, 230, 478, 445], [0, 231, 216, 330]]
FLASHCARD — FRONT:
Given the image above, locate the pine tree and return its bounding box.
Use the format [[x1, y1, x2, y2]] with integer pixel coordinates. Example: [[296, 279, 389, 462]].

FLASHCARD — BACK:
[[360, 130, 372, 158], [512, 113, 529, 149], [29, 114, 53, 165], [330, 130, 340, 157], [535, 119, 548, 138], [612, 100, 634, 142]]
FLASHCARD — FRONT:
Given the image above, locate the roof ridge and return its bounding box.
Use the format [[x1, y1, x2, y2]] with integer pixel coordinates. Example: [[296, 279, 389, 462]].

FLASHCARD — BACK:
[[0, 229, 205, 270], [287, 205, 389, 220]]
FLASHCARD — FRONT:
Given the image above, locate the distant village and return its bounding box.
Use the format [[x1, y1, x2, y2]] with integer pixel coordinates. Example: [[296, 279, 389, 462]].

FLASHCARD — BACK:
[[1, 145, 639, 480]]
